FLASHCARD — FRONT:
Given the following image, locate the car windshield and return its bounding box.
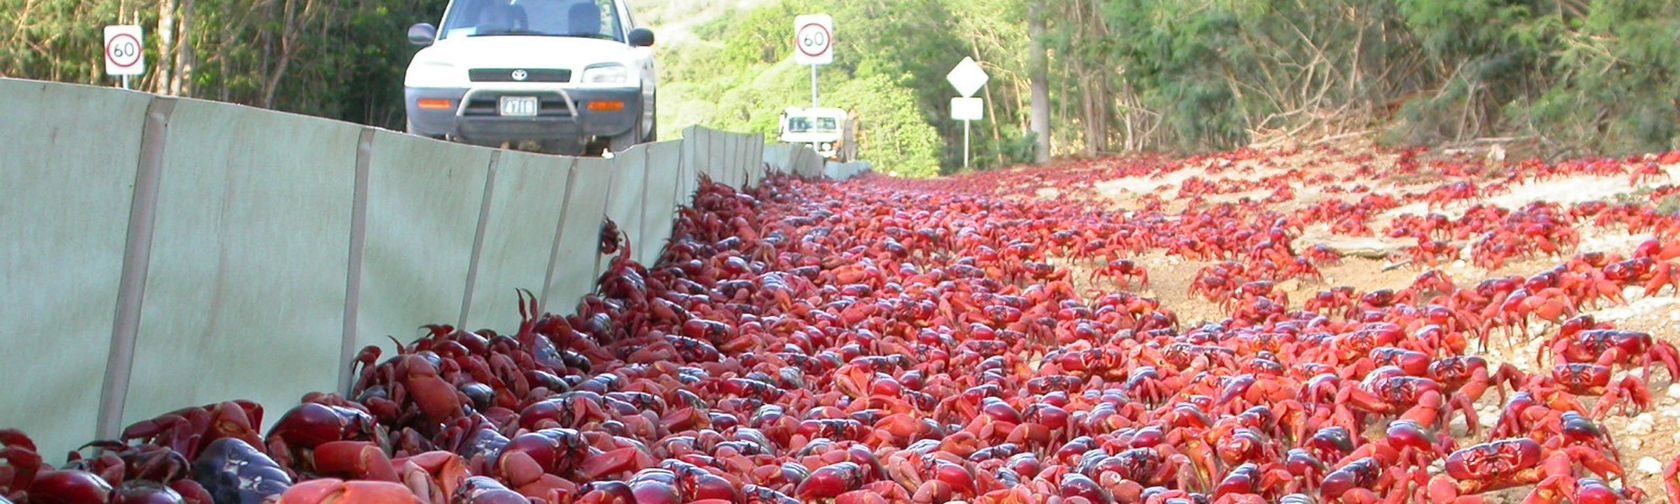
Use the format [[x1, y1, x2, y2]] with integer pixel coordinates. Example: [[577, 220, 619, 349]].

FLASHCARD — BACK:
[[440, 0, 622, 41], [787, 116, 838, 134]]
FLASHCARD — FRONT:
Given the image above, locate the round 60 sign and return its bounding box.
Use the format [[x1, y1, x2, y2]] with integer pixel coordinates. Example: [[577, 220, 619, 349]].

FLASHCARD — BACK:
[[108, 34, 141, 67], [104, 25, 146, 77], [793, 14, 833, 66], [797, 23, 829, 57]]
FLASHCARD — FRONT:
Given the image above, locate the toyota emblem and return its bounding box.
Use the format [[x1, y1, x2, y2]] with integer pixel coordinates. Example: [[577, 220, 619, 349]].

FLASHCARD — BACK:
[[511, 69, 528, 81]]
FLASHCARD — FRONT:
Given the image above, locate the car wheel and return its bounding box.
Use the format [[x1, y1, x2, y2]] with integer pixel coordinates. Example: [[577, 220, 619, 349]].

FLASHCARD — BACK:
[[609, 114, 644, 153]]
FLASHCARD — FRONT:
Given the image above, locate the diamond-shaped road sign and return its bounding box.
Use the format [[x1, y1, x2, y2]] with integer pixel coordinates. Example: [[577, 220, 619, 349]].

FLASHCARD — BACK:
[[946, 57, 989, 98]]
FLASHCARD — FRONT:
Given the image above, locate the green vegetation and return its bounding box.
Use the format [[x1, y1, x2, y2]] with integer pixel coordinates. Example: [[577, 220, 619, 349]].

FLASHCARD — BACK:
[[5, 0, 1679, 176], [0, 0, 444, 127], [650, 0, 965, 178], [648, 0, 1680, 175]]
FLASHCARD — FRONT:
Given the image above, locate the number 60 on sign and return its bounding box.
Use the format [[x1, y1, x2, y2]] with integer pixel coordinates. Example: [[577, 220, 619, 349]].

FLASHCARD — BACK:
[[793, 14, 833, 66], [104, 25, 146, 77]]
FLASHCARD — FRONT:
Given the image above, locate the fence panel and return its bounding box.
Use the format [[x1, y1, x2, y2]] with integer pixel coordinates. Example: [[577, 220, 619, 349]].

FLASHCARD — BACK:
[[0, 82, 150, 456], [463, 152, 573, 328], [124, 99, 359, 430]]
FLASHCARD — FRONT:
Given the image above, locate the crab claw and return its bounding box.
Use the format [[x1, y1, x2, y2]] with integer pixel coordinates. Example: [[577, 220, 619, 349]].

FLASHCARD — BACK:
[[278, 478, 421, 504], [0, 444, 43, 498], [577, 447, 649, 480], [29, 470, 114, 503], [313, 441, 399, 482], [834, 489, 889, 504], [402, 355, 465, 423], [795, 462, 865, 500], [394, 451, 469, 502], [930, 459, 976, 497], [1661, 457, 1680, 504], [496, 451, 545, 489]]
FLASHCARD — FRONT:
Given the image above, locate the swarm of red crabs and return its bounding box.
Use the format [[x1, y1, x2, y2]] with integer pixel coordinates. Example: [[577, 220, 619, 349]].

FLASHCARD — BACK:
[[4, 147, 1680, 504]]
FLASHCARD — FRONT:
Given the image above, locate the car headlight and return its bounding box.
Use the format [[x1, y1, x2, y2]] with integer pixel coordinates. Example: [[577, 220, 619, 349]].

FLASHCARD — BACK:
[[581, 64, 629, 84]]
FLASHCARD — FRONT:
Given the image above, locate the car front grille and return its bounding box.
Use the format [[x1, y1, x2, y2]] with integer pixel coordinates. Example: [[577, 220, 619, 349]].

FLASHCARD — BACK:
[[468, 68, 571, 83]]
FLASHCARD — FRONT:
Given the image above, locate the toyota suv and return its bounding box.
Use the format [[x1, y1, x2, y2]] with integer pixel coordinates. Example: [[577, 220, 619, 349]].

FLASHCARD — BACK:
[[404, 0, 656, 155]]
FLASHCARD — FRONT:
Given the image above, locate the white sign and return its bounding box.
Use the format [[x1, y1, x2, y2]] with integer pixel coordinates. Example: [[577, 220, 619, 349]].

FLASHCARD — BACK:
[[946, 57, 988, 98], [104, 25, 145, 77], [952, 97, 984, 121], [794, 14, 834, 66]]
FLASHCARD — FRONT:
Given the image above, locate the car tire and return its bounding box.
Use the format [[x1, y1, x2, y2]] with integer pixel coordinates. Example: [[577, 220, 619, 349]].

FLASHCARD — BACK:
[[609, 114, 643, 153], [407, 120, 447, 141]]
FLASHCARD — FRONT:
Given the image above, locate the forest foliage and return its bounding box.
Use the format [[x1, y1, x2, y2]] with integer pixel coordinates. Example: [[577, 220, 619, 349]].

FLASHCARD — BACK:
[[4, 0, 1678, 177], [662, 0, 1680, 175], [0, 0, 446, 127]]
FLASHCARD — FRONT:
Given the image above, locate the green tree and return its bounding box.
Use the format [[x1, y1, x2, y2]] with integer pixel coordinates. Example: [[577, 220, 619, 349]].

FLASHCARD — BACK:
[[830, 74, 941, 178], [0, 0, 445, 130], [14, 0, 1680, 170], [1521, 0, 1680, 155]]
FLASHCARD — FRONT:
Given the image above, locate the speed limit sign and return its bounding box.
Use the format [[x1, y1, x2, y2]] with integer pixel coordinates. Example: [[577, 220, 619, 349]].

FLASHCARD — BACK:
[[104, 25, 146, 77], [793, 14, 832, 66]]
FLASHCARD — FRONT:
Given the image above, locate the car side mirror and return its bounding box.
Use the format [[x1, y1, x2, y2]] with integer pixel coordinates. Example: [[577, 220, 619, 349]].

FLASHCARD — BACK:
[[408, 23, 437, 47], [628, 27, 655, 47]]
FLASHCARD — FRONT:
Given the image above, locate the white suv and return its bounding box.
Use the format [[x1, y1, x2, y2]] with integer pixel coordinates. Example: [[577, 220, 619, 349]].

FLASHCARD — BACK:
[[404, 0, 657, 155]]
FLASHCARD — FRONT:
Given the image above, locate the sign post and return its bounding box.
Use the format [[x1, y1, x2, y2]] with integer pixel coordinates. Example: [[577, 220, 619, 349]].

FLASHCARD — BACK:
[[794, 14, 833, 107], [946, 57, 989, 169], [104, 25, 146, 90]]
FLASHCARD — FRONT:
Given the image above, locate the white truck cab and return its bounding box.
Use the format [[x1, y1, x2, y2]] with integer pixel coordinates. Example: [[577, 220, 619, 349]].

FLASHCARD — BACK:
[[779, 107, 856, 162], [404, 0, 656, 155]]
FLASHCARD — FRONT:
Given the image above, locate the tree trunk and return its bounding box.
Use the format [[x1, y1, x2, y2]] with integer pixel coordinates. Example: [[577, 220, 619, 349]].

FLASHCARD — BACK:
[[1083, 76, 1099, 157], [971, 39, 1004, 167], [1066, 0, 1096, 157], [172, 0, 194, 96], [262, 0, 304, 108], [1091, 3, 1110, 154], [1027, 0, 1052, 164], [156, 0, 176, 94]]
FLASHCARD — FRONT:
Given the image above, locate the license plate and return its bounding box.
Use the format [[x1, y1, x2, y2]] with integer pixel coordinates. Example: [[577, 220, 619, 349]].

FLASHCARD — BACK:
[[498, 96, 539, 117]]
